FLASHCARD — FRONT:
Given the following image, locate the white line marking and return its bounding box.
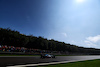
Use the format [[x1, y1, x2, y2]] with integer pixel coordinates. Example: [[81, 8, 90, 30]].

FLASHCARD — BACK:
[[6, 59, 97, 67]]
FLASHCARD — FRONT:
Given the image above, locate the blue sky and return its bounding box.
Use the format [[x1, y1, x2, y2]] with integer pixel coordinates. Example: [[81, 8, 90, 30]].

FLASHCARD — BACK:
[[0, 0, 100, 48]]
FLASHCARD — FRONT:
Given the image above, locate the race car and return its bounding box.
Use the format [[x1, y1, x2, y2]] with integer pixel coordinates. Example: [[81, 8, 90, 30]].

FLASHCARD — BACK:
[[41, 54, 55, 58]]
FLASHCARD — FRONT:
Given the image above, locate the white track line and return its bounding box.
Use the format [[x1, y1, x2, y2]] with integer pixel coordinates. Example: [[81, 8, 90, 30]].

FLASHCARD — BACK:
[[6, 59, 97, 67]]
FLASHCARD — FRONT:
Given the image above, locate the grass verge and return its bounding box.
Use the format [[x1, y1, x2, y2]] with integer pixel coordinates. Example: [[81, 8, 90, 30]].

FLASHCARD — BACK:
[[38, 59, 100, 67]]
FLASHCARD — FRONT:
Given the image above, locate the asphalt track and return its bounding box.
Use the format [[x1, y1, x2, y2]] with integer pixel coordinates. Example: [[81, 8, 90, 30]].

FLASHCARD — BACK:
[[1, 56, 100, 67]]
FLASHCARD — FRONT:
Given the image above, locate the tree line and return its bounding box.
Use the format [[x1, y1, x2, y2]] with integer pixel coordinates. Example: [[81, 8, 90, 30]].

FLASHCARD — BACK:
[[0, 27, 100, 55]]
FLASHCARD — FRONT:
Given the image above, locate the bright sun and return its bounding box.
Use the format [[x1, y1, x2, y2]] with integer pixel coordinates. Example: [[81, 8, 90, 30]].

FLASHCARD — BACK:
[[76, 0, 84, 3]]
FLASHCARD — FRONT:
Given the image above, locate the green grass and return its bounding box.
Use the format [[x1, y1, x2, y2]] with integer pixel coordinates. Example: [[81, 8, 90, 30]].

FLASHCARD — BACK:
[[38, 59, 100, 67]]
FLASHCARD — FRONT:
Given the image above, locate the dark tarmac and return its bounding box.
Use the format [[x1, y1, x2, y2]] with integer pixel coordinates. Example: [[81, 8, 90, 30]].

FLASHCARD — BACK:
[[1, 56, 100, 67]]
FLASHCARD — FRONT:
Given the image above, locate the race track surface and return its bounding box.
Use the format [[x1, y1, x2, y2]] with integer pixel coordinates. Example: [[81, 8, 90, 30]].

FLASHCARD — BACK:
[[1, 55, 100, 67]]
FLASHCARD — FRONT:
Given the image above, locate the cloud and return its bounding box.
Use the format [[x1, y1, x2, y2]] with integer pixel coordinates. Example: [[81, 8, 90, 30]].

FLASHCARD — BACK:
[[84, 40, 97, 47], [48, 38, 51, 40], [84, 35, 100, 48], [86, 35, 100, 43], [70, 40, 77, 45], [61, 33, 67, 37]]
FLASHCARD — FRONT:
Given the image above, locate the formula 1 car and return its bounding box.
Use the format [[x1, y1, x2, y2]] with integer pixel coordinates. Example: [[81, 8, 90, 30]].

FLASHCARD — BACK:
[[41, 54, 55, 58]]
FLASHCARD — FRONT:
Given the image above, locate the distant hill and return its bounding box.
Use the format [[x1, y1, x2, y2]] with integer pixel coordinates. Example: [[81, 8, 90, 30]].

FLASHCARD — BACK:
[[0, 27, 100, 55]]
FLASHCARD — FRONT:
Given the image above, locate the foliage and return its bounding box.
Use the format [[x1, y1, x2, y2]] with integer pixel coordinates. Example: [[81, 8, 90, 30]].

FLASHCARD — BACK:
[[0, 27, 100, 54]]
